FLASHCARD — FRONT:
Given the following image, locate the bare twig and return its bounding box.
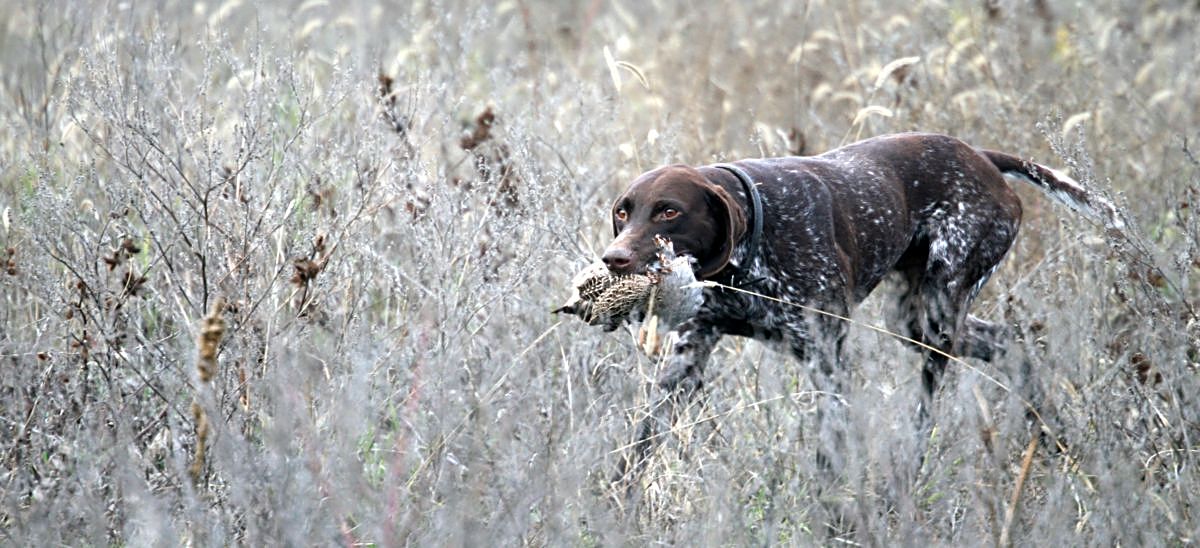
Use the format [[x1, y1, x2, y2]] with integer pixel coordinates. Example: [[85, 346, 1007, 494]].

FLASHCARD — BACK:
[[1000, 435, 1039, 547]]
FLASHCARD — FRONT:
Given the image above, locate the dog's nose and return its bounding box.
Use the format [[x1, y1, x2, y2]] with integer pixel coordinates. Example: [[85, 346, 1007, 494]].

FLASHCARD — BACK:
[[602, 247, 634, 274]]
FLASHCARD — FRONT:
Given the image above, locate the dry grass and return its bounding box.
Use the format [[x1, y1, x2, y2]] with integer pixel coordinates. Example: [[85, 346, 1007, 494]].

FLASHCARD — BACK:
[[0, 0, 1197, 544]]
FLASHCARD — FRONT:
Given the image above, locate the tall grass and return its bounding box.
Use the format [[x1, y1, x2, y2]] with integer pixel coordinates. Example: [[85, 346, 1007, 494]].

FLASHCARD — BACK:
[[0, 0, 1196, 544]]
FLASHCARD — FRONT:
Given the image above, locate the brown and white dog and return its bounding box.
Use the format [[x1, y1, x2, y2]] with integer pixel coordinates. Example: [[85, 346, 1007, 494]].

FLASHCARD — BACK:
[[602, 132, 1120, 474]]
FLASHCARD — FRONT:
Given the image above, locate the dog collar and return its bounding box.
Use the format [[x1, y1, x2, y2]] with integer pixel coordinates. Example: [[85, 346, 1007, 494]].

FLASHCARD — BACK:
[[714, 163, 763, 264]]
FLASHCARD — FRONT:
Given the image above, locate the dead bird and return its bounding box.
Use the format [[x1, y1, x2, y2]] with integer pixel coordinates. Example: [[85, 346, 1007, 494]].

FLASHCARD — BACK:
[[554, 235, 702, 336]]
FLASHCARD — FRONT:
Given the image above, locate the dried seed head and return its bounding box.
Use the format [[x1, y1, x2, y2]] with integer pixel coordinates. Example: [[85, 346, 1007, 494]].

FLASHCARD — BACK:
[[291, 258, 322, 286], [120, 270, 148, 298], [378, 72, 395, 101], [197, 299, 226, 383], [190, 400, 210, 482], [460, 106, 495, 150], [121, 238, 141, 254], [1131, 352, 1162, 386]]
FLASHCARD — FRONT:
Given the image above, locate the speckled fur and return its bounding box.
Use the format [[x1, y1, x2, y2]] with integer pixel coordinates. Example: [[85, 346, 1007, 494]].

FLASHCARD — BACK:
[[606, 132, 1104, 475]]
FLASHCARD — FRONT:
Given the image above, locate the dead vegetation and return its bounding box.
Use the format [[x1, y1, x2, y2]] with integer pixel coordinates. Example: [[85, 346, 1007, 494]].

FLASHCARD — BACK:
[[0, 0, 1197, 544]]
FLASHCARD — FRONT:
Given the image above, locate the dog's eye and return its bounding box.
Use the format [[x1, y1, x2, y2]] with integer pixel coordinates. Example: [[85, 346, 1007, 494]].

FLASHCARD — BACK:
[[615, 209, 628, 222], [659, 208, 680, 221]]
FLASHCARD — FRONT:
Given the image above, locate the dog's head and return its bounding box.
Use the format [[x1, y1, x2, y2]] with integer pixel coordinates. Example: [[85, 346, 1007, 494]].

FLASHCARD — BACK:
[[602, 165, 746, 278]]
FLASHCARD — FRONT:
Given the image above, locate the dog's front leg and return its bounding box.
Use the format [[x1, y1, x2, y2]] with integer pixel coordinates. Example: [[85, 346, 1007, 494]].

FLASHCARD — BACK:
[[616, 318, 722, 487], [656, 318, 722, 394]]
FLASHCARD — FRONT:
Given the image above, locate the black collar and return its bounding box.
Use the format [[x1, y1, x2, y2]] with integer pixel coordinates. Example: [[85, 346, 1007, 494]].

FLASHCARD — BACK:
[[714, 163, 763, 264]]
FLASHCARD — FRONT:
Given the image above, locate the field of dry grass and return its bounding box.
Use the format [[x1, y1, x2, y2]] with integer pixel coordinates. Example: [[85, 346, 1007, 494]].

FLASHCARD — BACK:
[[1, 0, 1197, 544]]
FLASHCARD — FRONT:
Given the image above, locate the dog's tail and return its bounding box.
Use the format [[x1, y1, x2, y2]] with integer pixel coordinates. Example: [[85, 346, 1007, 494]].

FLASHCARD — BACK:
[[979, 149, 1125, 231]]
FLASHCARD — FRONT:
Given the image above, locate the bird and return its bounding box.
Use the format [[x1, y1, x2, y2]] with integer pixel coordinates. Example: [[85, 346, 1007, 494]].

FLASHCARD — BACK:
[[554, 236, 703, 342]]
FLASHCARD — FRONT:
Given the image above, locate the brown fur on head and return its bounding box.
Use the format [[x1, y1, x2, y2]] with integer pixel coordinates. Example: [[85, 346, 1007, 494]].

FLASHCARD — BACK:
[[603, 165, 746, 279]]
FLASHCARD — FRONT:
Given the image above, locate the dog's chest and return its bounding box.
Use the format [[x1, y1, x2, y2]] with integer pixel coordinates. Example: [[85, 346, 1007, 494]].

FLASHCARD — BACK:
[[697, 258, 826, 341]]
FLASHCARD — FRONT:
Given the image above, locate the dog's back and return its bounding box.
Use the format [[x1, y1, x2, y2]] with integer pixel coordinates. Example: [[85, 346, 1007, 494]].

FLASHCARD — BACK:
[[707, 133, 1022, 303]]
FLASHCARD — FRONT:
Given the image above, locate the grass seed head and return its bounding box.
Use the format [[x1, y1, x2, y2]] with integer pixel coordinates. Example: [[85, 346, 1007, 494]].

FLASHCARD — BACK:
[[190, 400, 209, 482], [197, 299, 226, 383]]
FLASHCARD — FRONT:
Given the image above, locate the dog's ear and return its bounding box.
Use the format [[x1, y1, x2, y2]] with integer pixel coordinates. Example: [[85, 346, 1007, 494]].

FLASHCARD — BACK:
[[610, 196, 622, 237], [611, 197, 620, 237], [695, 179, 747, 278]]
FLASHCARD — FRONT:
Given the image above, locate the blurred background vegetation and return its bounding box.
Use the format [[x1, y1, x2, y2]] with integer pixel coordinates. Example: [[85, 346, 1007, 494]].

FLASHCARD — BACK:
[[0, 0, 1197, 544]]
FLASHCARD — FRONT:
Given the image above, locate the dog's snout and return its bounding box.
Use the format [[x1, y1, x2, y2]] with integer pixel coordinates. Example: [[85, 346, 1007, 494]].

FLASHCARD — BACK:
[[602, 247, 634, 274]]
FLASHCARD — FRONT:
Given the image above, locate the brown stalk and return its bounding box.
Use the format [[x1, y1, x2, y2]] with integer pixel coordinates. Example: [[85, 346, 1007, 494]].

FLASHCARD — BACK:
[[999, 435, 1039, 547], [191, 298, 226, 482]]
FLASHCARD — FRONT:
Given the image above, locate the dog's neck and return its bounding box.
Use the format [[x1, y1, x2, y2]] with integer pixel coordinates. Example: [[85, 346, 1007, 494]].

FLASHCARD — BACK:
[[703, 164, 764, 286]]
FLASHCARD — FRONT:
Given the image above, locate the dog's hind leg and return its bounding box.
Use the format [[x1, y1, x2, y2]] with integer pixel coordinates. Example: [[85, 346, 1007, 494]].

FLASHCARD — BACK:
[[914, 209, 1020, 437], [889, 270, 1008, 360], [960, 314, 1010, 361]]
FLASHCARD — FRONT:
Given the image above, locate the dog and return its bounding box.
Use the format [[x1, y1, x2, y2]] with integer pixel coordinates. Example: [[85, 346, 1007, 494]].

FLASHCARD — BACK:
[[601, 132, 1120, 478]]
